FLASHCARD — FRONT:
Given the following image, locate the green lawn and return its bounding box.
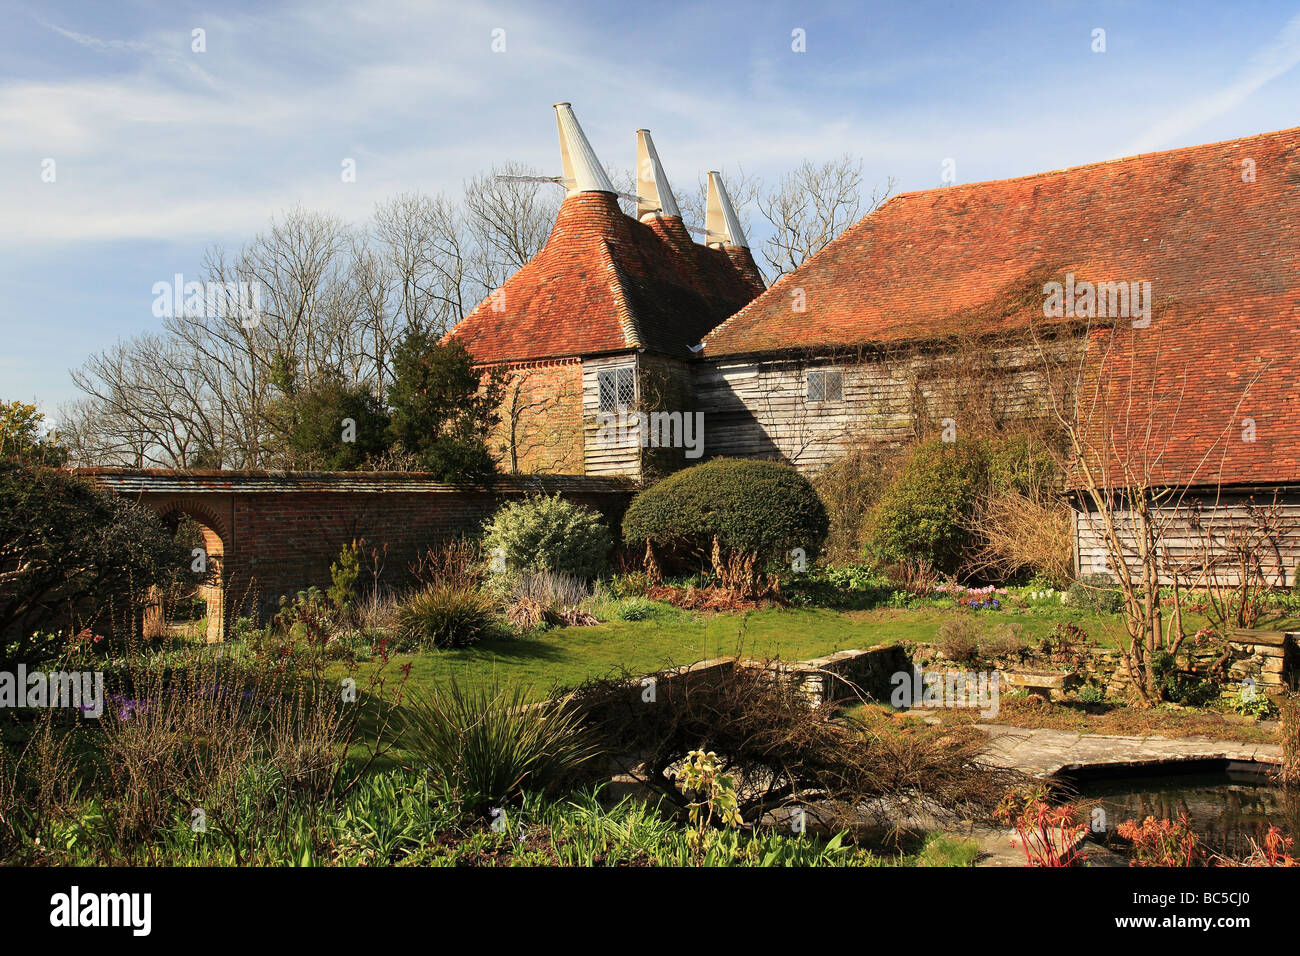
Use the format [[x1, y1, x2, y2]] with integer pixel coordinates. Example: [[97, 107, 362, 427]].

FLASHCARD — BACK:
[[335, 605, 894, 702], [332, 599, 1146, 706], [328, 596, 1300, 759]]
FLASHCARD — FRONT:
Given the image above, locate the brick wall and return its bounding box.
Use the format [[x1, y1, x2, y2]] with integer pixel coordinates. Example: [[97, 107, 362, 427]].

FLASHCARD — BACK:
[[78, 470, 634, 637], [228, 486, 628, 616], [491, 359, 585, 475]]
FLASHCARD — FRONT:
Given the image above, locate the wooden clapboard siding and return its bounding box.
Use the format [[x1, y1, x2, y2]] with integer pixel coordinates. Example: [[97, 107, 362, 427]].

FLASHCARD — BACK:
[[694, 339, 1077, 472], [1074, 491, 1300, 586], [582, 353, 642, 479]]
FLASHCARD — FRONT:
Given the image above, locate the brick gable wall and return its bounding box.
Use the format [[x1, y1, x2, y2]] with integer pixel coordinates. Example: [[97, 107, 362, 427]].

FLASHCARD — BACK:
[[493, 359, 585, 475]]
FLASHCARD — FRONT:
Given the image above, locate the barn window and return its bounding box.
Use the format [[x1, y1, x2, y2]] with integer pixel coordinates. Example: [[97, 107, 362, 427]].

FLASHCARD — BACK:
[[598, 366, 636, 412], [806, 369, 843, 403]]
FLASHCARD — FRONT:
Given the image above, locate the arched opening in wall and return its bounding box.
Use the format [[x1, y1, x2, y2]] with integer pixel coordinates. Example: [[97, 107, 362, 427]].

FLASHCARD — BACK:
[[152, 511, 226, 643]]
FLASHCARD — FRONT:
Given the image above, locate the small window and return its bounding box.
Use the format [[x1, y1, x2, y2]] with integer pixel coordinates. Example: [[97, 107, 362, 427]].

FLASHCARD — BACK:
[[806, 369, 843, 403], [598, 366, 636, 412]]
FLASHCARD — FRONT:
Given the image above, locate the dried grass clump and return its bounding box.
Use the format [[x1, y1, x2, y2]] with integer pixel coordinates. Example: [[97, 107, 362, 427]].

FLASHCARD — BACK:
[[981, 623, 1029, 662], [883, 557, 941, 597], [356, 589, 402, 634], [707, 537, 781, 600], [966, 487, 1073, 589], [936, 616, 980, 663], [514, 570, 589, 608], [506, 595, 555, 630], [505, 571, 597, 630], [1282, 695, 1300, 788], [0, 712, 83, 855], [410, 537, 487, 590], [643, 584, 773, 613], [97, 653, 358, 846], [569, 661, 1021, 834]]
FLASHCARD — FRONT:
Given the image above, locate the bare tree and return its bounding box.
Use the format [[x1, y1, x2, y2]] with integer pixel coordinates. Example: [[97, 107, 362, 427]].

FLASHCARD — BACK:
[[1031, 318, 1265, 705], [758, 156, 894, 279], [68, 334, 222, 467], [66, 152, 896, 470], [371, 192, 470, 338], [1188, 494, 1296, 631], [463, 162, 560, 294]]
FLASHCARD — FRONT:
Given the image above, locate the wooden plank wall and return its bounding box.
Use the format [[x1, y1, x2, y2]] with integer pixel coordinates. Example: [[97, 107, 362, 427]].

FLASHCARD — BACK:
[[1074, 492, 1300, 586], [694, 340, 1077, 472], [582, 353, 642, 479]]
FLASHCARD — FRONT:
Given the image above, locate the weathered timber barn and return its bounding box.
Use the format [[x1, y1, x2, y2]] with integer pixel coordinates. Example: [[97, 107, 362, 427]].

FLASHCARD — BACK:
[[702, 125, 1300, 582], [448, 104, 763, 481], [451, 109, 1300, 581]]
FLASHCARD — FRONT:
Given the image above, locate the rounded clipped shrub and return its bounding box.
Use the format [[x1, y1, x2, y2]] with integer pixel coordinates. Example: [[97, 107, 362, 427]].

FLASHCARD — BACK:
[[482, 493, 612, 580], [866, 439, 986, 574], [621, 458, 828, 564]]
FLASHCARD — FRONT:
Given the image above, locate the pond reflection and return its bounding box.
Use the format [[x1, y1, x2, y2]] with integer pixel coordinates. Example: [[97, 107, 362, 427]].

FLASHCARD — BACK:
[[1073, 771, 1299, 859]]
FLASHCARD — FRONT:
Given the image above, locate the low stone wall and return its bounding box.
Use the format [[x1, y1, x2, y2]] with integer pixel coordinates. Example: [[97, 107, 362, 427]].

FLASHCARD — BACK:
[[1224, 629, 1296, 695], [594, 632, 1293, 719], [734, 645, 911, 707], [1088, 629, 1298, 697], [579, 645, 909, 713]]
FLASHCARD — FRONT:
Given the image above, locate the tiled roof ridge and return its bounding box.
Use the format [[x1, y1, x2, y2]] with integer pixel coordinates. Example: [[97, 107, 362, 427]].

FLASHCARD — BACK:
[[598, 236, 644, 349], [704, 124, 1300, 357], [890, 124, 1300, 204]]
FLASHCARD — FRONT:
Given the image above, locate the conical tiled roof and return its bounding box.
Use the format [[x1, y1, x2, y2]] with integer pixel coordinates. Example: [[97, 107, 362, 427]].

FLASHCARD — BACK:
[[449, 107, 764, 363], [450, 191, 764, 362]]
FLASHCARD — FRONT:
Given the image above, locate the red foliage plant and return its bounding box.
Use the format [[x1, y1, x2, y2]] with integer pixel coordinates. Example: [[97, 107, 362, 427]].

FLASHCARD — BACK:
[[996, 795, 1088, 867], [1116, 814, 1206, 867], [1216, 826, 1299, 868]]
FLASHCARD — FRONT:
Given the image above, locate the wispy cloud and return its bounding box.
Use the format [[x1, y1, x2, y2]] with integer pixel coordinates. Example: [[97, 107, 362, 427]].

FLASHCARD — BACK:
[[3, 0, 1298, 413], [1125, 10, 1300, 154], [42, 22, 150, 53], [36, 15, 220, 88]]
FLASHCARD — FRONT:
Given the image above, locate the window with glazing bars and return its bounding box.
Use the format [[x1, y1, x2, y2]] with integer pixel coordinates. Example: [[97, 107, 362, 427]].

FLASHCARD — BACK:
[[597, 366, 636, 412], [806, 369, 843, 403]]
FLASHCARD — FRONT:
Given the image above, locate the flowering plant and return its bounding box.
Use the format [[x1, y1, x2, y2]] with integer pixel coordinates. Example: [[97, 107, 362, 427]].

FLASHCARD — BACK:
[[938, 584, 1008, 610]]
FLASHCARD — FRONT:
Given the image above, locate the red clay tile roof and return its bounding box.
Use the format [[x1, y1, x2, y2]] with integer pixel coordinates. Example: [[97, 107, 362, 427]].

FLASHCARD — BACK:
[[448, 192, 764, 364], [705, 126, 1300, 487]]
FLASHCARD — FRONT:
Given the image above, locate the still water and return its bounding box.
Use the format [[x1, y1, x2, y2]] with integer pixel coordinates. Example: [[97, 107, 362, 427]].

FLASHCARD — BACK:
[[1070, 768, 1297, 858]]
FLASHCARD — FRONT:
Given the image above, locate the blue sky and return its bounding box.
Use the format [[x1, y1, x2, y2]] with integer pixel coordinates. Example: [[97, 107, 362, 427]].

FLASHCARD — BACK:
[[3, 0, 1300, 417]]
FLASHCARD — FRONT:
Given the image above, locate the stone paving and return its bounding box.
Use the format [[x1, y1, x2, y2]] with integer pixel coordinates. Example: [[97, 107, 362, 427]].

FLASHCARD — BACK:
[[975, 723, 1281, 777]]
